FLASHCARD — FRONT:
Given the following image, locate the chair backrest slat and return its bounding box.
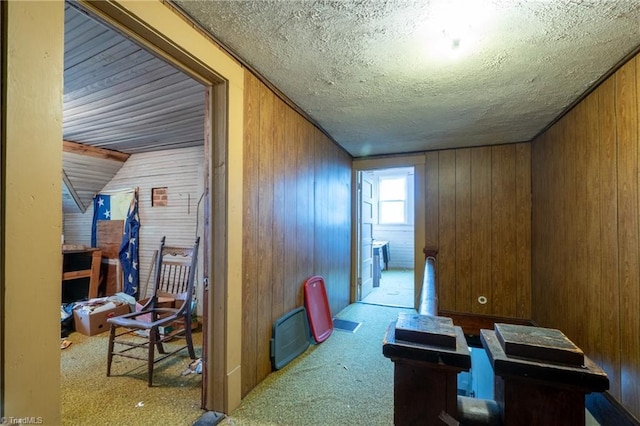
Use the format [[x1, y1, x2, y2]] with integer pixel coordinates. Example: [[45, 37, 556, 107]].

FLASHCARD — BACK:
[[150, 236, 200, 314], [159, 261, 193, 294]]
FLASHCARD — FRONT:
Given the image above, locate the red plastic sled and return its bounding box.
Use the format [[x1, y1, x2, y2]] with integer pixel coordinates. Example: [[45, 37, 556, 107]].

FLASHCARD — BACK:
[[303, 275, 333, 343]]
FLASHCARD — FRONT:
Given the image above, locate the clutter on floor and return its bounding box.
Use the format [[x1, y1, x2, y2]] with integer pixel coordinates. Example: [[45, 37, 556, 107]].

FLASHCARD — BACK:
[[61, 325, 204, 425], [181, 358, 202, 376], [68, 293, 135, 336], [61, 303, 75, 338]]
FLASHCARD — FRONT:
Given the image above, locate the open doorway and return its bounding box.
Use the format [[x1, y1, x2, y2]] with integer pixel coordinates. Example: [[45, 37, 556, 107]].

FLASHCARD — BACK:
[[357, 167, 415, 308], [60, 2, 212, 422]]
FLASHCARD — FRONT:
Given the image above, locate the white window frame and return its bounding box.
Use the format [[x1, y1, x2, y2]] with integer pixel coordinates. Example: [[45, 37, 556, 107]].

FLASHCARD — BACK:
[[378, 175, 408, 224]]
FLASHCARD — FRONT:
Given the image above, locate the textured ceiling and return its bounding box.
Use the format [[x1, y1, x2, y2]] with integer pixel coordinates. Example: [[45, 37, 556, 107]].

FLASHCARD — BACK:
[[174, 0, 640, 157]]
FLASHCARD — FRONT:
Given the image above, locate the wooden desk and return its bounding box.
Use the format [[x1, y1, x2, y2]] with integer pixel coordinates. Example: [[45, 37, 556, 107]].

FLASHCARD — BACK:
[[373, 240, 389, 269], [62, 248, 102, 300], [372, 240, 389, 288]]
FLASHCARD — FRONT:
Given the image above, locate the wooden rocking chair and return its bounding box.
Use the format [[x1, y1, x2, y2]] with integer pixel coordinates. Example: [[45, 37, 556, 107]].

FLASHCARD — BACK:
[[106, 236, 199, 386]]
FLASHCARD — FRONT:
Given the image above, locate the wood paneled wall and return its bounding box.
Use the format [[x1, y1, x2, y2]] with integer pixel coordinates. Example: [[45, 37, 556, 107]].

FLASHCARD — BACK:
[[425, 143, 531, 318], [242, 72, 352, 396], [531, 54, 640, 418]]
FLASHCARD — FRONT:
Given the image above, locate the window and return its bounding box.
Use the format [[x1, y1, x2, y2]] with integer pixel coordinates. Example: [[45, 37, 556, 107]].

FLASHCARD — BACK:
[[379, 176, 407, 224]]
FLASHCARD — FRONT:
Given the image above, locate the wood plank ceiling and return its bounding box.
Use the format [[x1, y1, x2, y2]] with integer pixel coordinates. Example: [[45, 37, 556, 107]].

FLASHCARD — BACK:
[[62, 3, 206, 212]]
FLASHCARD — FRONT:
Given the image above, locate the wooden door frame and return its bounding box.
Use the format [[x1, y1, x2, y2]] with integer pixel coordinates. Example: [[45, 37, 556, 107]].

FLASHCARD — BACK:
[[78, 0, 236, 413], [352, 155, 426, 309], [0, 0, 5, 416]]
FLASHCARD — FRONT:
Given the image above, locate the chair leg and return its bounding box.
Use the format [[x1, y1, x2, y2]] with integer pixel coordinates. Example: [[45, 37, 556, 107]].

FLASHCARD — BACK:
[[148, 327, 156, 387], [107, 324, 116, 377], [185, 316, 196, 359], [155, 327, 166, 354]]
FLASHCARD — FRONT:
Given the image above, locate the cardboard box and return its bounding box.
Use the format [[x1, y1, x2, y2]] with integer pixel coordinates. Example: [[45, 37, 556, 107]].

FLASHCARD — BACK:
[[73, 303, 130, 336]]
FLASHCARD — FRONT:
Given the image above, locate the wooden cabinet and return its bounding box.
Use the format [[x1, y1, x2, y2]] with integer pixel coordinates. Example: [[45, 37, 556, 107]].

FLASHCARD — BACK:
[[62, 248, 102, 301], [97, 220, 124, 296]]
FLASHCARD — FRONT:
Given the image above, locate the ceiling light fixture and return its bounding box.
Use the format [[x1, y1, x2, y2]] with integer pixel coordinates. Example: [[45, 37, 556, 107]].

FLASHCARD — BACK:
[[421, 0, 495, 60]]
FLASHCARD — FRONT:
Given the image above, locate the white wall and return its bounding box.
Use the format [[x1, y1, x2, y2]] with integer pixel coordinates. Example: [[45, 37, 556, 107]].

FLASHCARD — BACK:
[[373, 224, 414, 268], [63, 145, 205, 311]]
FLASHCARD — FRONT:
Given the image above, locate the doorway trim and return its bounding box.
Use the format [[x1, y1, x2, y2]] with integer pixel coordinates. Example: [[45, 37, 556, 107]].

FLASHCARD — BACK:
[[79, 0, 244, 413], [352, 155, 426, 309], [0, 0, 5, 415]]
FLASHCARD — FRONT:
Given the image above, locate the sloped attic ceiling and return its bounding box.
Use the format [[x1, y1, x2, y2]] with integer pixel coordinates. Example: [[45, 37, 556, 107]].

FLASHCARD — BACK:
[[62, 142, 130, 213], [62, 3, 206, 213]]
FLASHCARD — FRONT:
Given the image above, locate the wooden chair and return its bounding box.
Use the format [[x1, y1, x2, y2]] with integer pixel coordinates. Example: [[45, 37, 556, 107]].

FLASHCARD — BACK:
[[106, 236, 200, 386]]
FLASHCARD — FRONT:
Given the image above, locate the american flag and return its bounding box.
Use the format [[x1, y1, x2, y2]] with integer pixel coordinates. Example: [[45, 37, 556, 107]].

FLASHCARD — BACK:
[[91, 188, 140, 297]]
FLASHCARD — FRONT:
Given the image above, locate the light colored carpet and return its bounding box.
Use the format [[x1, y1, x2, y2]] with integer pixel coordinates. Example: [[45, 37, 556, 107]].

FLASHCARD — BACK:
[[224, 303, 412, 426], [61, 327, 203, 425], [223, 301, 602, 426], [61, 302, 602, 425], [361, 269, 414, 308]]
